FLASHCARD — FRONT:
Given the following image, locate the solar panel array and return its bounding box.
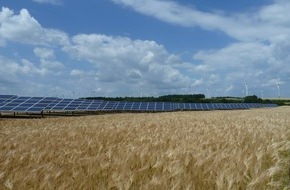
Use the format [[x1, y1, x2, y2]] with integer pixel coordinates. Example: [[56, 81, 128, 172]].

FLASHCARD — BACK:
[[0, 95, 278, 114]]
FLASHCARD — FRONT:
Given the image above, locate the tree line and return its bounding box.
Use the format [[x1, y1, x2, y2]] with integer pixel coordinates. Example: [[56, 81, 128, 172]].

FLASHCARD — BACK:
[[86, 94, 289, 105]]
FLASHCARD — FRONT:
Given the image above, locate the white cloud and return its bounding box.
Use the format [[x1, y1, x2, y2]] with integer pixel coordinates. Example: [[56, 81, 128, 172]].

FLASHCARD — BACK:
[[1, 57, 62, 77], [258, 0, 290, 26], [33, 47, 64, 72], [112, 0, 290, 41], [193, 42, 272, 70], [192, 39, 290, 96], [0, 56, 44, 77], [0, 56, 21, 79], [64, 34, 193, 92], [1, 4, 290, 97], [0, 7, 199, 97], [34, 47, 55, 60], [262, 78, 283, 87], [0, 7, 69, 46], [192, 78, 203, 86]]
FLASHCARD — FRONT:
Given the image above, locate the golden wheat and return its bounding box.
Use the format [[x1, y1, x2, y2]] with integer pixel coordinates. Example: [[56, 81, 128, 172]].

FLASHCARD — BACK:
[[0, 107, 289, 189]]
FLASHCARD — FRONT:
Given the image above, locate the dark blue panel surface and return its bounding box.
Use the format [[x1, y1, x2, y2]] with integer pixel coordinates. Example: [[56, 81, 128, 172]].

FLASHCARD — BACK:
[[0, 95, 17, 99], [12, 107, 29, 112], [131, 102, 141, 110], [207, 103, 213, 110], [0, 94, 280, 114], [139, 102, 148, 110], [147, 102, 156, 111], [155, 102, 163, 111], [103, 101, 117, 110], [124, 102, 133, 110], [189, 103, 195, 110], [164, 102, 172, 111], [0, 107, 14, 111], [196, 103, 203, 110], [45, 100, 62, 110], [115, 102, 126, 110], [26, 107, 44, 112]]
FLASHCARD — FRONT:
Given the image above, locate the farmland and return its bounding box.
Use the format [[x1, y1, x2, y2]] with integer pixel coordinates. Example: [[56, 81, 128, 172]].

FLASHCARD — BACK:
[[0, 107, 289, 189]]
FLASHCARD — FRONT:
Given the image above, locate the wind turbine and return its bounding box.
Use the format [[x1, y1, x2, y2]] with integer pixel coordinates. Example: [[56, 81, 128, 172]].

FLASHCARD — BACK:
[[245, 83, 249, 96], [260, 90, 264, 99], [104, 89, 108, 98], [277, 83, 280, 98], [139, 79, 143, 97]]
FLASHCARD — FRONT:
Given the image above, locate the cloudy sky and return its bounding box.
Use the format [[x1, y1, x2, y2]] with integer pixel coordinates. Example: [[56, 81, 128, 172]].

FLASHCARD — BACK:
[[1, 0, 289, 98]]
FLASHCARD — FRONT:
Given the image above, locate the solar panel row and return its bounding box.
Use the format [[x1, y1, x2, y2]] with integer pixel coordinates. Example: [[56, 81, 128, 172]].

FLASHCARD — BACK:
[[0, 95, 278, 114]]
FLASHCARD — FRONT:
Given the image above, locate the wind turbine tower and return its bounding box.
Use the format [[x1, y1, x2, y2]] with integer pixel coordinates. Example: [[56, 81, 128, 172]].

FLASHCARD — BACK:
[[139, 79, 143, 97], [245, 83, 249, 96], [277, 83, 280, 98], [140, 86, 143, 97]]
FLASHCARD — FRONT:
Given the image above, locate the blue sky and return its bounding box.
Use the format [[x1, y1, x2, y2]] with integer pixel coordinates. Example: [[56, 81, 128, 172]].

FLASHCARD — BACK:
[[0, 0, 289, 98]]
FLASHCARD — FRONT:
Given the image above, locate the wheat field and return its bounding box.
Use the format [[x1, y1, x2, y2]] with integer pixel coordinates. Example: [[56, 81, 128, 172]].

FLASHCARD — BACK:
[[0, 107, 289, 190]]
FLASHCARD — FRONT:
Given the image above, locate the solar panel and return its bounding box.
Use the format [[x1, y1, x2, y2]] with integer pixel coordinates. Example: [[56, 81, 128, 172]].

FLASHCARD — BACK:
[[184, 103, 190, 110], [202, 103, 209, 110], [191, 103, 196, 109], [0, 106, 14, 111], [217, 103, 224, 109], [0, 94, 280, 114], [139, 102, 149, 111], [224, 103, 231, 109], [44, 99, 62, 110], [147, 102, 156, 111], [164, 102, 172, 111], [196, 103, 203, 110], [3, 97, 32, 112], [86, 100, 103, 111], [131, 102, 141, 110], [61, 99, 86, 111], [96, 101, 108, 110], [0, 95, 17, 103], [0, 96, 57, 113], [30, 97, 56, 112], [103, 101, 118, 110], [207, 103, 213, 110], [115, 102, 126, 110], [155, 102, 163, 111], [3, 102, 19, 107], [12, 106, 30, 112], [255, 103, 262, 108], [47, 99, 74, 111], [174, 103, 180, 110], [77, 100, 93, 110], [63, 104, 80, 111], [0, 95, 17, 99], [123, 102, 134, 110], [234, 103, 241, 109]]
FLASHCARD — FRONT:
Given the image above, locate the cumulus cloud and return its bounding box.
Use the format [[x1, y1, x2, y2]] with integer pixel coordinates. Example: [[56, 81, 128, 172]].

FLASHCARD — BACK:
[[1, 2, 290, 97], [0, 7, 200, 96], [111, 0, 290, 96], [0, 55, 63, 78], [0, 7, 69, 46], [33, 47, 64, 72], [34, 47, 55, 60], [64, 34, 193, 91], [192, 40, 290, 96]]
